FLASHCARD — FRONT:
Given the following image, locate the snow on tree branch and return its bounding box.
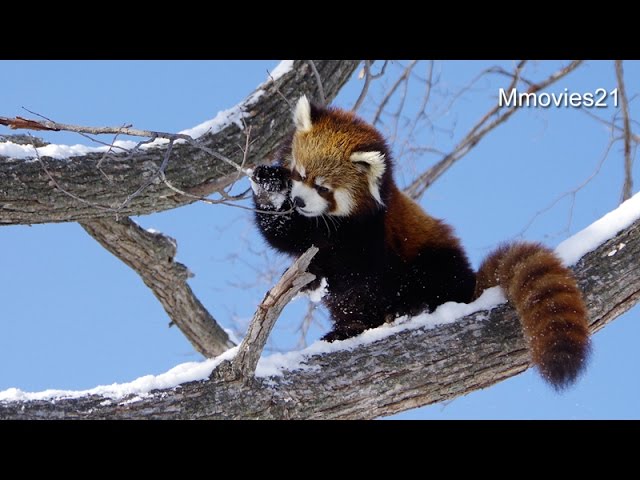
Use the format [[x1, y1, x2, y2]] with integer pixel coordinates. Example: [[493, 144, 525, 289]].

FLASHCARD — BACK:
[[0, 60, 360, 226], [2, 193, 639, 419]]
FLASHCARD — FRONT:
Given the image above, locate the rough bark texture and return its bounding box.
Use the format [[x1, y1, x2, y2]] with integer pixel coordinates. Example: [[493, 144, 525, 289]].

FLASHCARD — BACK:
[[2, 218, 638, 419], [0, 60, 360, 226], [80, 217, 234, 358], [230, 247, 317, 379]]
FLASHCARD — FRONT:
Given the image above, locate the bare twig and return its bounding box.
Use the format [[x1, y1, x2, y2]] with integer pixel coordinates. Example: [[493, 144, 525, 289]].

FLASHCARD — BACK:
[[5, 110, 183, 140], [96, 127, 126, 181], [296, 300, 321, 348], [579, 109, 640, 143], [515, 136, 619, 238], [30, 138, 114, 212], [351, 60, 389, 112], [352, 60, 373, 112], [406, 60, 434, 141], [370, 60, 389, 80], [390, 69, 411, 144], [526, 60, 583, 93], [486, 65, 536, 88], [118, 139, 175, 210], [307, 60, 326, 105], [225, 121, 253, 195], [351, 60, 390, 113], [266, 70, 293, 109], [396, 61, 436, 168], [405, 60, 584, 200], [616, 60, 634, 202], [230, 246, 318, 380], [1, 111, 246, 174], [372, 60, 419, 125], [159, 173, 294, 215]]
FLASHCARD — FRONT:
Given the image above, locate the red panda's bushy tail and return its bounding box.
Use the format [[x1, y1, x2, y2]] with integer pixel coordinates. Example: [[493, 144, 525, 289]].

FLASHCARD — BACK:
[[475, 242, 591, 390]]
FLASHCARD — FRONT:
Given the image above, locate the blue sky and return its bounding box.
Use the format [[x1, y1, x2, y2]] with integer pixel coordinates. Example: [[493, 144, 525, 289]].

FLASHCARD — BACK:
[[0, 60, 638, 419]]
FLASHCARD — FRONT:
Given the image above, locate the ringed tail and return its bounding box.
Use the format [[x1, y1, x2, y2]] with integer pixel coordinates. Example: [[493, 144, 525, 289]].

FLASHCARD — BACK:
[[475, 242, 591, 390]]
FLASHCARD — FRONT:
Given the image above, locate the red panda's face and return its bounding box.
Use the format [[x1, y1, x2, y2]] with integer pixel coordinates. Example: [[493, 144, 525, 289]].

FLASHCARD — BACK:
[[287, 96, 388, 218]]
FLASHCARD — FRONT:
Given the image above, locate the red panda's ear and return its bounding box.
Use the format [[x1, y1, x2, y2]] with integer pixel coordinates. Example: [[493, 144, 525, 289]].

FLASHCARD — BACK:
[[350, 151, 386, 205], [293, 95, 313, 132]]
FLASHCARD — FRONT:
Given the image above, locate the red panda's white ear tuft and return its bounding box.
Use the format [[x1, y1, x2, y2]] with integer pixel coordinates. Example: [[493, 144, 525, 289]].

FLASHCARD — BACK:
[[293, 95, 313, 132], [350, 151, 386, 205]]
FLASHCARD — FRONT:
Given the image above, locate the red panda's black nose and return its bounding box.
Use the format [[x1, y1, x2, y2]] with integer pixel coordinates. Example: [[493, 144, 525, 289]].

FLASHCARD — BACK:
[[293, 197, 306, 208]]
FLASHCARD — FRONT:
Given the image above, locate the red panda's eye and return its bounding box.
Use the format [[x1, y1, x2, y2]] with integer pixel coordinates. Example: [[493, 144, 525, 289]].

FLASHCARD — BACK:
[[291, 170, 301, 181], [315, 185, 330, 194]]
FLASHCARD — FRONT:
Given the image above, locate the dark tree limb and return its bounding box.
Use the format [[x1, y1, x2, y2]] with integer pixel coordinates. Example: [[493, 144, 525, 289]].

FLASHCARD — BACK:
[[0, 60, 360, 226], [80, 217, 234, 358], [2, 214, 638, 419]]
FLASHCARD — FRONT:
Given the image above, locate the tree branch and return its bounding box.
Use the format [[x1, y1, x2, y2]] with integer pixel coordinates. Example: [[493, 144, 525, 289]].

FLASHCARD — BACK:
[[229, 246, 317, 379], [0, 60, 360, 226], [79, 217, 234, 358], [372, 60, 418, 124], [615, 60, 634, 202], [405, 60, 584, 200], [3, 212, 638, 419], [307, 61, 326, 106]]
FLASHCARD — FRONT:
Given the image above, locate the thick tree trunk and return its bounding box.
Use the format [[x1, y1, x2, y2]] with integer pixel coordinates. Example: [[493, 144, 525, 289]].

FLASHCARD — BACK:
[[2, 217, 638, 419], [0, 60, 360, 225]]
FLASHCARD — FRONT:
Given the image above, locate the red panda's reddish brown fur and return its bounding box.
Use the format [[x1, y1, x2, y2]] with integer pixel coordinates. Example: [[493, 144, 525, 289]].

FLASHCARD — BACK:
[[384, 185, 463, 260], [475, 242, 591, 389], [252, 96, 591, 391]]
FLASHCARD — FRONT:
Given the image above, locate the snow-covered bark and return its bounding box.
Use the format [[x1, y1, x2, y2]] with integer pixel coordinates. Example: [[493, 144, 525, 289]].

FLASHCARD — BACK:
[[0, 60, 359, 226], [2, 194, 639, 419]]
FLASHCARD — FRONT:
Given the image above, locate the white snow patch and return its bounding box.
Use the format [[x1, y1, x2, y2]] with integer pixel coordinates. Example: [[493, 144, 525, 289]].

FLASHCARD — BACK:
[[146, 228, 160, 234], [0, 139, 141, 161], [607, 242, 626, 257], [308, 278, 328, 303], [269, 60, 295, 81], [252, 286, 507, 378], [177, 90, 264, 140], [555, 191, 640, 265], [0, 346, 238, 403], [0, 60, 296, 161]]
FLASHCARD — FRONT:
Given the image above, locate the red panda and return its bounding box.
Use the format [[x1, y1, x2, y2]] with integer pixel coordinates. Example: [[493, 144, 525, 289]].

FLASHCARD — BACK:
[[251, 95, 591, 390]]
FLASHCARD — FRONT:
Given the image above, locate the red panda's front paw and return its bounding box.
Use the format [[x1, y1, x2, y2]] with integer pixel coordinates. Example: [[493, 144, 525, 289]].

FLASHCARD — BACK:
[[250, 165, 291, 209], [251, 165, 290, 193]]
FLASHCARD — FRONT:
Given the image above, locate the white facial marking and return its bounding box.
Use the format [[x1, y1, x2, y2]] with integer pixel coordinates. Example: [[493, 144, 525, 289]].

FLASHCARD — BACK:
[[349, 151, 386, 205], [315, 176, 327, 187], [293, 95, 312, 133], [332, 188, 355, 216], [296, 164, 306, 179], [291, 180, 328, 217]]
